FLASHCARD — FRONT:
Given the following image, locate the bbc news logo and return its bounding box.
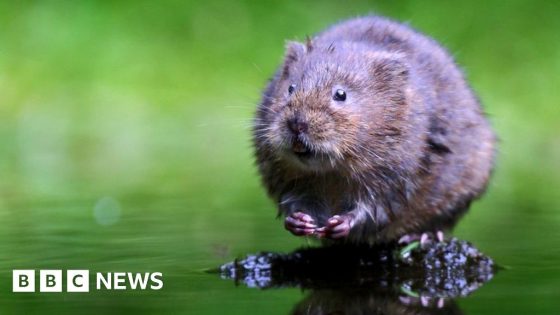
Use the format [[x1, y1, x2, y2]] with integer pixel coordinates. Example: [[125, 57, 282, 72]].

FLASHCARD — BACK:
[[13, 270, 163, 292]]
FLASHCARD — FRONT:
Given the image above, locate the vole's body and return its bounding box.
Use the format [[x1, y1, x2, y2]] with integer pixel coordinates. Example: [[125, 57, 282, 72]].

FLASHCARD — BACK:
[[253, 16, 495, 244]]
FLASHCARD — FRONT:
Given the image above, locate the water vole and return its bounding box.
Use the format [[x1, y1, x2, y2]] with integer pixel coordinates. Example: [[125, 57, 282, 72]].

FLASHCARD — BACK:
[[253, 16, 496, 244]]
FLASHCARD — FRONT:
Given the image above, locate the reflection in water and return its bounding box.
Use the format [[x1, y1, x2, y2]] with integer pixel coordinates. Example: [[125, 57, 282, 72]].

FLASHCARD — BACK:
[[218, 238, 496, 314], [291, 289, 463, 315]]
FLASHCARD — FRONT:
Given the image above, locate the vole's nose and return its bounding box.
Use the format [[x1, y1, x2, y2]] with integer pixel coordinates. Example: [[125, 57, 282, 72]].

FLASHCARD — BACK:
[[287, 117, 308, 135]]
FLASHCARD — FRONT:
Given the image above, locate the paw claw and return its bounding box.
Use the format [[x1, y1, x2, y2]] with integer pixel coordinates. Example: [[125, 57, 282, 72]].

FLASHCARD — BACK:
[[420, 233, 431, 247], [421, 295, 430, 307], [437, 231, 445, 242]]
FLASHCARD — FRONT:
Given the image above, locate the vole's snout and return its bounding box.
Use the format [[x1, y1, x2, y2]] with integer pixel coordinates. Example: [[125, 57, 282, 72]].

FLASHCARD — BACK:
[[286, 116, 308, 136], [285, 115, 314, 157]]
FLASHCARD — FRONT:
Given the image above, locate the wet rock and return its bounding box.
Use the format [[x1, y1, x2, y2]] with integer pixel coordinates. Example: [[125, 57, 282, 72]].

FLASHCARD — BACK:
[[217, 238, 496, 299]]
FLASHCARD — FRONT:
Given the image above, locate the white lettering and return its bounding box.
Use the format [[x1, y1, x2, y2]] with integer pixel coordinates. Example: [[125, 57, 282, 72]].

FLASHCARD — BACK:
[[128, 272, 150, 290], [96, 273, 112, 290], [113, 272, 126, 290], [150, 272, 163, 290]]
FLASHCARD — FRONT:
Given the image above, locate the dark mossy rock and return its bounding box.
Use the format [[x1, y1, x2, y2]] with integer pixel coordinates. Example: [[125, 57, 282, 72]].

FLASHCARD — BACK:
[[217, 238, 496, 300]]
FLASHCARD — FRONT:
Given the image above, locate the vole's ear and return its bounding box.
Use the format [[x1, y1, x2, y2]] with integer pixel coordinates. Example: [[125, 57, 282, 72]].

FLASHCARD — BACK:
[[371, 56, 409, 89], [369, 55, 410, 110], [281, 41, 307, 78]]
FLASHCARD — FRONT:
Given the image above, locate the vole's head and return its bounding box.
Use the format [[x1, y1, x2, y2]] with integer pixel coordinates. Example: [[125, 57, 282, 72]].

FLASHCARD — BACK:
[[255, 40, 410, 173]]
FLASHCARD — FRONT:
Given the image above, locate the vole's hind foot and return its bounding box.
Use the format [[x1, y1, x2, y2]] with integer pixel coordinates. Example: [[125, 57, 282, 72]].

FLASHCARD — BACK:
[[420, 231, 446, 248], [284, 212, 317, 236], [399, 231, 446, 248]]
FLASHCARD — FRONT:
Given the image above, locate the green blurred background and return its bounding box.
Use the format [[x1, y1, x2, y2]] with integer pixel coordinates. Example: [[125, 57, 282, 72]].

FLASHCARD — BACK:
[[0, 0, 559, 314]]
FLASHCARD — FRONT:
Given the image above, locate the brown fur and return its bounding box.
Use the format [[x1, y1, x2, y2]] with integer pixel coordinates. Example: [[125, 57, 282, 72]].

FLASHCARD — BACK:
[[253, 16, 496, 244]]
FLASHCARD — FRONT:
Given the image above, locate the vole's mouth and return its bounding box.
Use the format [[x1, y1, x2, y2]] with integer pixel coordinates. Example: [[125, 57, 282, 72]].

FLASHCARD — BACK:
[[291, 139, 313, 158]]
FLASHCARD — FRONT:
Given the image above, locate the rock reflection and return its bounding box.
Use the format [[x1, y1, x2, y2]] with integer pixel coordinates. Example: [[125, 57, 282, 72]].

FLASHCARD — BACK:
[[218, 238, 496, 314]]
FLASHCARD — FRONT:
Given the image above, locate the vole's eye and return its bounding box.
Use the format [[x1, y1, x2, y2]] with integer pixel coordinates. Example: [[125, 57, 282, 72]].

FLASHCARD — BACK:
[[333, 89, 347, 101], [288, 84, 296, 94]]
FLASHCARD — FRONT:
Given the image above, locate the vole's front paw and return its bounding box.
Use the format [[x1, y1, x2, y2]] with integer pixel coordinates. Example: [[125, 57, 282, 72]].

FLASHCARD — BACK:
[[284, 212, 317, 236], [316, 214, 353, 239]]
